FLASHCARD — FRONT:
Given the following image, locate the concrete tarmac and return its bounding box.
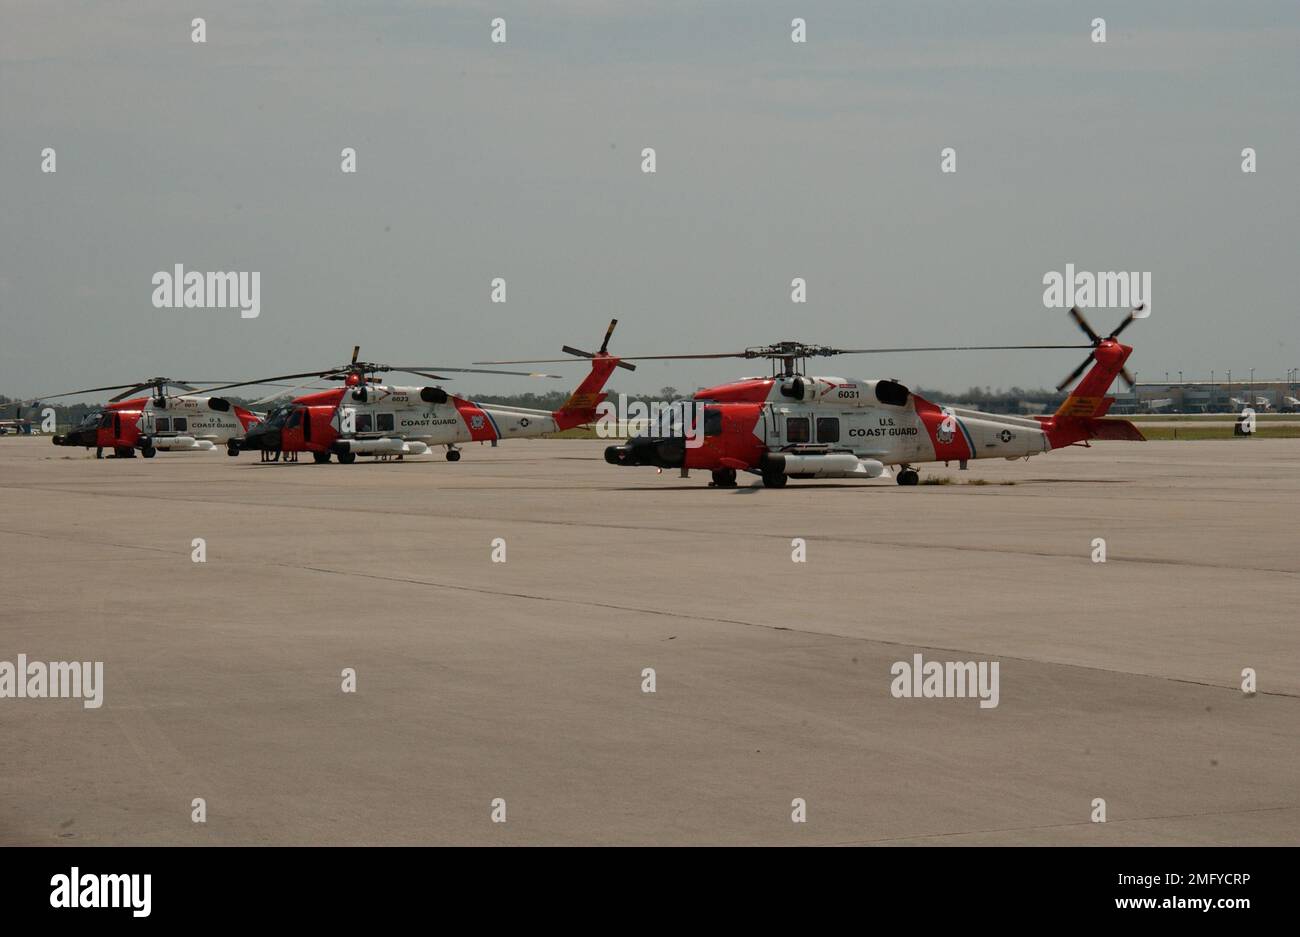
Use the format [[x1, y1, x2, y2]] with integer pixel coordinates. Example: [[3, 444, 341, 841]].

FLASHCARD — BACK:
[[1, 436, 1297, 845]]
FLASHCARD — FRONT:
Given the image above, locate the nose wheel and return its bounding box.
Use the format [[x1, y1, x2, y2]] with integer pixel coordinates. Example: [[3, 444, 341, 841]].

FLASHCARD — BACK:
[[445, 446, 461, 462]]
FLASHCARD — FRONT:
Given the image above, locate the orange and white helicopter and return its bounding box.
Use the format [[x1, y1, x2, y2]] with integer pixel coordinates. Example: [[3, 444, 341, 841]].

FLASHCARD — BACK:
[[487, 307, 1145, 488], [32, 377, 263, 458], [200, 321, 631, 463]]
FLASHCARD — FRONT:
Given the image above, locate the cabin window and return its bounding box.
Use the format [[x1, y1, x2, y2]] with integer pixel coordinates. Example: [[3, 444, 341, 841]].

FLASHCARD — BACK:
[[377, 413, 395, 433], [785, 416, 810, 443], [704, 407, 723, 437], [172, 417, 188, 432], [816, 417, 840, 443], [355, 413, 373, 433], [155, 418, 171, 433]]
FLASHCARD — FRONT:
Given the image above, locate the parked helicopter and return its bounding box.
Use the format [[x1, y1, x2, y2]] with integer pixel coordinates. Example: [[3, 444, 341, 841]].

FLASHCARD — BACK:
[[198, 321, 631, 463], [31, 377, 263, 458], [483, 307, 1145, 488]]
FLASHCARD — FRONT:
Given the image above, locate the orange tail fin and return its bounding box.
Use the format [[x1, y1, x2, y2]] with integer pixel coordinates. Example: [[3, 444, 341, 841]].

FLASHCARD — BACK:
[[1054, 340, 1133, 419], [552, 355, 620, 430]]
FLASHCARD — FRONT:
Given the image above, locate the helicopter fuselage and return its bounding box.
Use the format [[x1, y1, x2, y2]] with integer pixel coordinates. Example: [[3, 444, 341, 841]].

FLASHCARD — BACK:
[[52, 395, 261, 456], [238, 372, 607, 460], [605, 338, 1141, 486]]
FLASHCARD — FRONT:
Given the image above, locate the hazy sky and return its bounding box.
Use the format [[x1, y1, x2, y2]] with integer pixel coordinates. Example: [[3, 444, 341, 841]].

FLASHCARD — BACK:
[[3, 1, 1298, 399]]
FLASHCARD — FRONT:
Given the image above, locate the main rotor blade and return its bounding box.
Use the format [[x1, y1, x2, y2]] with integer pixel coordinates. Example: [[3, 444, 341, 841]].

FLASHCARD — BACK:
[[31, 382, 152, 400], [477, 344, 1090, 365], [621, 352, 753, 361], [394, 369, 452, 382], [109, 384, 152, 402], [394, 367, 562, 380], [474, 352, 747, 364], [192, 371, 340, 394], [249, 382, 331, 406], [829, 344, 1094, 355]]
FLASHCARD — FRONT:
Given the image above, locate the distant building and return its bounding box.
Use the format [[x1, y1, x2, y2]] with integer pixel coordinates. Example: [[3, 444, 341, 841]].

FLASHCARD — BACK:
[[1115, 378, 1300, 413]]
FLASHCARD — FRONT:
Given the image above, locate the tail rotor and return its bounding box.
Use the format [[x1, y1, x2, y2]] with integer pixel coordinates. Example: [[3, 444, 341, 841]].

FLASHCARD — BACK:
[[1056, 305, 1143, 392], [560, 319, 635, 371]]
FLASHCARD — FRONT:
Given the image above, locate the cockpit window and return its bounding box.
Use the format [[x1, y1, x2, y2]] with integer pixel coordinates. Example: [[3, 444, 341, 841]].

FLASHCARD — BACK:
[[263, 406, 292, 429], [704, 407, 723, 437], [97, 412, 114, 429], [78, 411, 103, 430], [634, 402, 709, 441]]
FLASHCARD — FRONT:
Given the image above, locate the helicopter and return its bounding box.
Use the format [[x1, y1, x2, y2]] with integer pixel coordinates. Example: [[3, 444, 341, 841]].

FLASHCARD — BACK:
[[198, 321, 631, 463], [483, 307, 1145, 488], [30, 378, 263, 458]]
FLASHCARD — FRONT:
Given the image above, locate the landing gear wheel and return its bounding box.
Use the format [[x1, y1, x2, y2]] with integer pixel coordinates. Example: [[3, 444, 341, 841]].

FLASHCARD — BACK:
[[336, 452, 356, 465], [312, 451, 331, 464], [141, 446, 156, 458], [114, 446, 135, 458], [761, 467, 788, 488], [897, 469, 919, 486], [710, 468, 738, 488], [445, 449, 461, 462], [227, 446, 239, 457]]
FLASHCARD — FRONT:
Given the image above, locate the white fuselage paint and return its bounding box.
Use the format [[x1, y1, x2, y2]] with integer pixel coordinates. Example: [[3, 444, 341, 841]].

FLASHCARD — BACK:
[[136, 396, 255, 448], [743, 376, 1051, 468], [331, 385, 560, 447]]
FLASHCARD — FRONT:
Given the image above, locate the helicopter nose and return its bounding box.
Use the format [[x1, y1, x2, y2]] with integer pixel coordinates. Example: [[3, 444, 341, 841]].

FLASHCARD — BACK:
[[605, 435, 685, 468], [243, 426, 280, 451], [52, 430, 91, 447]]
